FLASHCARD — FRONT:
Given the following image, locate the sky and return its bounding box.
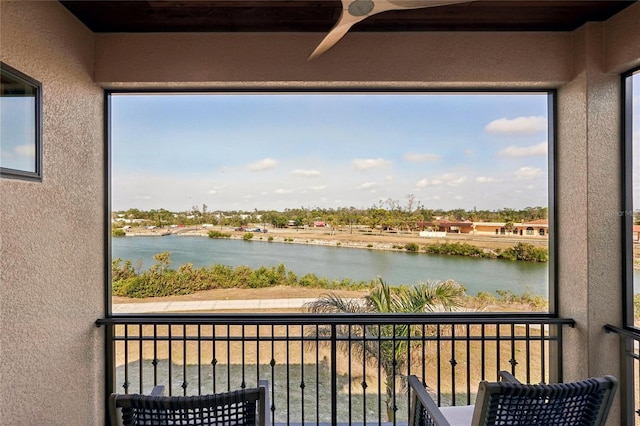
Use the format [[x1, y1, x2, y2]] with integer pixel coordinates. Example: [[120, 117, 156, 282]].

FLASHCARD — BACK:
[[0, 97, 37, 172], [110, 92, 554, 212]]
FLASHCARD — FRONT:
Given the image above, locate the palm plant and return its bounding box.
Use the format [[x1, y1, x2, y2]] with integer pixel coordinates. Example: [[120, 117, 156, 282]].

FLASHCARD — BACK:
[[304, 278, 465, 421]]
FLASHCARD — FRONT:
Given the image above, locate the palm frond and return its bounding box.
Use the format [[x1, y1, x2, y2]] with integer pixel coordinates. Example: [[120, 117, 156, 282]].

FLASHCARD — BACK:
[[304, 293, 367, 314]]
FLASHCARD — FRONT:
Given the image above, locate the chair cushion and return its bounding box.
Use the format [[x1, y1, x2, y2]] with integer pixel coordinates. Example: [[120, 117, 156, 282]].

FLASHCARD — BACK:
[[439, 405, 475, 426]]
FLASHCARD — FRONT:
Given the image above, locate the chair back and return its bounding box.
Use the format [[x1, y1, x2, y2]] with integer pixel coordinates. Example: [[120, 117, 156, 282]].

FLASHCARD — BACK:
[[109, 381, 269, 426], [472, 375, 618, 426]]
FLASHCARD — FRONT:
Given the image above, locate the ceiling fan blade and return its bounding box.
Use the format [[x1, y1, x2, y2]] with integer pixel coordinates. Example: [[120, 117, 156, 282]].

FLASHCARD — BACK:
[[309, 0, 474, 60], [308, 11, 367, 60]]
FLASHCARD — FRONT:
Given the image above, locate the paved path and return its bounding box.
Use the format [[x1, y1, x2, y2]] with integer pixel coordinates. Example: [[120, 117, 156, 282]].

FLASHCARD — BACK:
[[112, 298, 319, 313]]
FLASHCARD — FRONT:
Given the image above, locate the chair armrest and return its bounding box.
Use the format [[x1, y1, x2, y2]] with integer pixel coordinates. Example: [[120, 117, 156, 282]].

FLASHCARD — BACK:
[[150, 385, 165, 396], [257, 380, 270, 426], [408, 375, 451, 426], [498, 371, 521, 384]]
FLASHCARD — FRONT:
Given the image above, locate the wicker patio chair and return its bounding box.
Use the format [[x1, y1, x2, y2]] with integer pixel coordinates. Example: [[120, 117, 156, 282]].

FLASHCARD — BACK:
[[109, 380, 269, 426], [408, 372, 617, 426]]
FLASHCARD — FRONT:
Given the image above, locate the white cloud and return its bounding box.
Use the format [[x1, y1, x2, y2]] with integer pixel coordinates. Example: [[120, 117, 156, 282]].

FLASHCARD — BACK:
[[485, 116, 547, 135], [454, 195, 463, 200], [352, 158, 391, 171], [311, 185, 327, 191], [476, 176, 498, 183], [260, 191, 269, 196], [135, 195, 151, 200], [498, 142, 547, 158], [274, 188, 293, 194], [386, 175, 394, 181], [292, 169, 320, 177], [404, 152, 440, 162], [15, 144, 35, 158], [357, 182, 378, 190], [416, 178, 441, 187], [416, 173, 466, 188], [248, 158, 277, 171], [516, 167, 544, 180], [207, 185, 224, 194], [465, 149, 476, 156]]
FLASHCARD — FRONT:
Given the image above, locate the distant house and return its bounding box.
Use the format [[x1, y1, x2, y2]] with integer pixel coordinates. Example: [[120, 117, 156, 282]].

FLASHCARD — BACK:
[[515, 219, 549, 237], [416, 221, 473, 233], [633, 225, 640, 241], [314, 221, 326, 227], [472, 219, 549, 237], [473, 222, 507, 235]]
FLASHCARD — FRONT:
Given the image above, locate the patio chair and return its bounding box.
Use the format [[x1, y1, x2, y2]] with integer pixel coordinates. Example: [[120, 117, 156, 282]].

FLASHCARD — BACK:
[[408, 372, 617, 426], [109, 380, 269, 426]]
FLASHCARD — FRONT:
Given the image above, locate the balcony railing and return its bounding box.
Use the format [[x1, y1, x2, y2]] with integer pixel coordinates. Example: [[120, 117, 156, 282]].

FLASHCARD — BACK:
[[604, 324, 640, 425], [97, 313, 574, 425]]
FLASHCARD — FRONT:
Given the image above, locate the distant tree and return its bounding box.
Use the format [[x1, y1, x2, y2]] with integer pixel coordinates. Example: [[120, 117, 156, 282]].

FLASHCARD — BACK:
[[368, 208, 388, 234], [504, 221, 515, 234]]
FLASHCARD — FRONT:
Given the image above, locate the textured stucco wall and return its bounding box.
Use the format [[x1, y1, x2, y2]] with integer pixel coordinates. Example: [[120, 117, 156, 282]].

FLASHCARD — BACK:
[[605, 1, 640, 73], [95, 31, 572, 88], [0, 1, 105, 424]]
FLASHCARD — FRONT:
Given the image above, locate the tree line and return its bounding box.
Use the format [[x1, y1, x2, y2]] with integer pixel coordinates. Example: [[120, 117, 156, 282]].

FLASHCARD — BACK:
[[113, 198, 547, 232]]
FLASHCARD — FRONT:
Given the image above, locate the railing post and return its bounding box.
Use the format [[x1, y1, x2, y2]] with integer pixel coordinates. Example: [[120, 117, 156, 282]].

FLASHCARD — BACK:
[[621, 334, 636, 426], [331, 323, 337, 426]]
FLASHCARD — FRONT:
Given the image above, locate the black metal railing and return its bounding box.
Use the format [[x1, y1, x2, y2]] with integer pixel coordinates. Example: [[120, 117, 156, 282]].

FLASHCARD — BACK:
[[98, 314, 574, 425], [604, 324, 640, 426]]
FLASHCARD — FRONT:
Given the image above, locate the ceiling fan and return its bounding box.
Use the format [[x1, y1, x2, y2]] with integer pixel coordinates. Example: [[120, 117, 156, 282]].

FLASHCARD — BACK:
[[309, 0, 475, 60]]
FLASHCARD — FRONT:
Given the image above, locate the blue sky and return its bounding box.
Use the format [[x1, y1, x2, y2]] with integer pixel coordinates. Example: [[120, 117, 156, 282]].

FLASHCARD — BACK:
[[111, 92, 552, 212], [0, 97, 37, 172]]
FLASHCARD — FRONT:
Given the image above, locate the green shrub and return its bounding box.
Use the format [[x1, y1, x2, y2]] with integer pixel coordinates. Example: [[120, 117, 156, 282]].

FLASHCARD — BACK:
[[405, 243, 419, 252], [268, 236, 274, 242], [208, 230, 231, 238], [498, 242, 548, 262], [243, 232, 254, 241], [423, 242, 487, 257], [112, 257, 136, 281], [367, 244, 373, 248], [112, 228, 126, 237]]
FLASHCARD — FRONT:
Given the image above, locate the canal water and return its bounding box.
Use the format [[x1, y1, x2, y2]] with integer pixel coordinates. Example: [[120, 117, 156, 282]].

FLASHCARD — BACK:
[[112, 235, 549, 297]]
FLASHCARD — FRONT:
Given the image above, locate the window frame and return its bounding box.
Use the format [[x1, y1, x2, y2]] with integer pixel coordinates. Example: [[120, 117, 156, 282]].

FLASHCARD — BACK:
[[0, 62, 43, 181], [104, 88, 558, 316], [623, 66, 640, 329]]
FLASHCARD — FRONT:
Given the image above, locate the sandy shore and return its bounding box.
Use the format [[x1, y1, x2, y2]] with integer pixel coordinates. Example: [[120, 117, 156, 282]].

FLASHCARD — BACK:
[[112, 286, 367, 305], [123, 225, 548, 253]]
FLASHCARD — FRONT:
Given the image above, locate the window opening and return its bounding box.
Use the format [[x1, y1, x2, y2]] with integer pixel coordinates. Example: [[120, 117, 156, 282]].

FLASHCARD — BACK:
[[0, 62, 41, 180], [626, 68, 640, 327], [109, 91, 553, 314]]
